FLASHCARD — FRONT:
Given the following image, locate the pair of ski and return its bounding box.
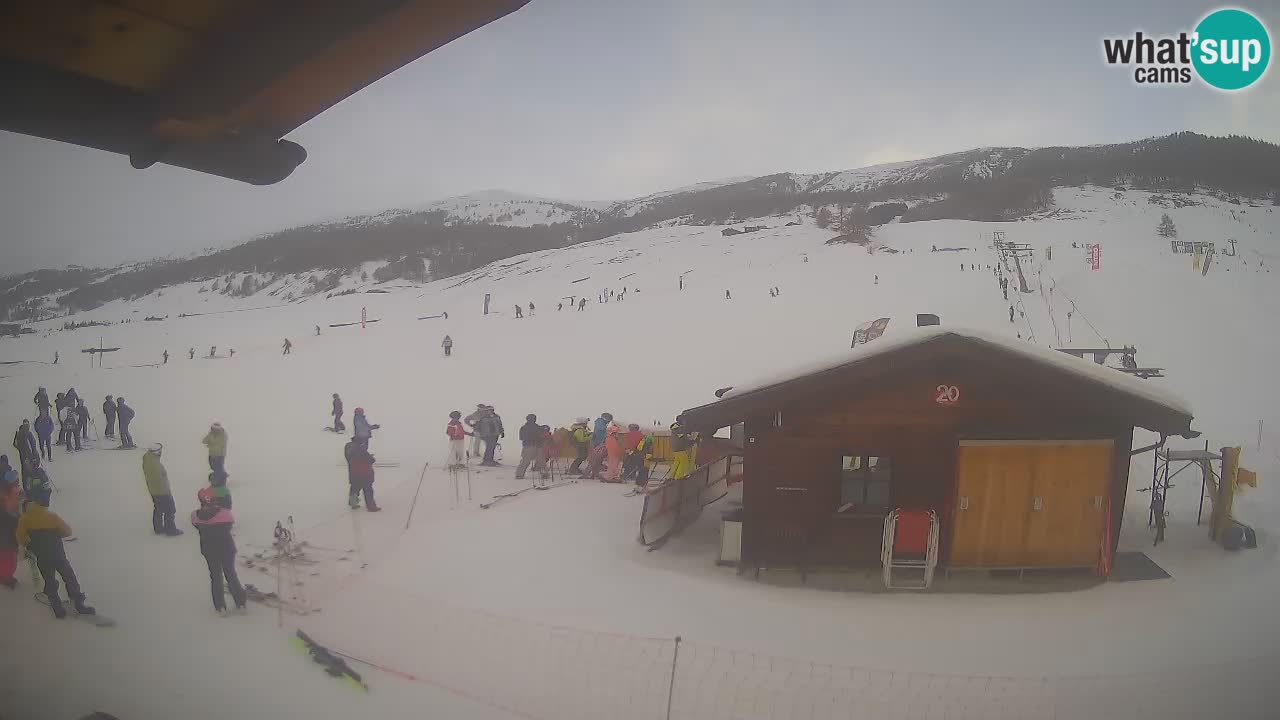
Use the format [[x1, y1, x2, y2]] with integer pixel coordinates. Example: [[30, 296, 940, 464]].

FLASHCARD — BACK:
[[292, 630, 368, 691], [479, 478, 576, 509]]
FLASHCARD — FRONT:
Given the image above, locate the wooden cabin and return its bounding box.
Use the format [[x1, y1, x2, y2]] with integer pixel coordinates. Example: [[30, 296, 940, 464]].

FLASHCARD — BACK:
[[676, 327, 1194, 573]]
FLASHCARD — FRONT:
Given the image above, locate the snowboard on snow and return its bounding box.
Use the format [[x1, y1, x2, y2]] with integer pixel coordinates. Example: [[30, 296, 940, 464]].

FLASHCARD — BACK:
[[34, 593, 116, 627]]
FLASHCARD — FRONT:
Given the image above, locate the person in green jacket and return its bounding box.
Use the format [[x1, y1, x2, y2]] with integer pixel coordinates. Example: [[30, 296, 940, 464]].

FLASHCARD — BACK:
[[143, 445, 182, 537], [202, 422, 228, 474]]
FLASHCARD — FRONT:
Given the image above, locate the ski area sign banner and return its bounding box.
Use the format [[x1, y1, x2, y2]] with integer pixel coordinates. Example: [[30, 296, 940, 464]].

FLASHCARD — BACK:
[[1102, 8, 1271, 90], [1089, 244, 1102, 271]]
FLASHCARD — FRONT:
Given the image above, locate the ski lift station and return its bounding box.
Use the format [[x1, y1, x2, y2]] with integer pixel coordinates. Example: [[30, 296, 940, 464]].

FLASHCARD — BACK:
[[665, 323, 1197, 588]]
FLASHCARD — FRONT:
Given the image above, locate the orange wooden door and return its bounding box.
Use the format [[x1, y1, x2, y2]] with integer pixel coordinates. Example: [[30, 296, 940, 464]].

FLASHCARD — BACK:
[[1023, 442, 1112, 566], [951, 444, 1035, 567]]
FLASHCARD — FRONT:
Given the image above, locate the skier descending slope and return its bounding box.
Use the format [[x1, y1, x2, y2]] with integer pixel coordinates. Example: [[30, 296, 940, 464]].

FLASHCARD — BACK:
[[344, 437, 380, 511], [191, 487, 246, 616], [16, 485, 95, 619]]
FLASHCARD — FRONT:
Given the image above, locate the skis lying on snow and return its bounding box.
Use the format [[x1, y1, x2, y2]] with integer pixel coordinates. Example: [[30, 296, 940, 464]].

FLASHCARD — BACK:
[[292, 630, 368, 691], [480, 479, 576, 508], [34, 593, 116, 627]]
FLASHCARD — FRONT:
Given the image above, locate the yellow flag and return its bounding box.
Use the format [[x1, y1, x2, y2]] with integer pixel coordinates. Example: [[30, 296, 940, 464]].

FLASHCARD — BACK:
[[1237, 467, 1257, 489]]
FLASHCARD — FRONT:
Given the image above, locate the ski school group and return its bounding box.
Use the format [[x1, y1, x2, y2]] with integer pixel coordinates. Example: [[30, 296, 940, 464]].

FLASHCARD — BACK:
[[1, 383, 241, 622]]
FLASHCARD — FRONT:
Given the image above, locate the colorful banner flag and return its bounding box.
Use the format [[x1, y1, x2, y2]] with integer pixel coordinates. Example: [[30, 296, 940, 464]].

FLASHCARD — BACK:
[[852, 317, 891, 348], [1088, 244, 1101, 270]]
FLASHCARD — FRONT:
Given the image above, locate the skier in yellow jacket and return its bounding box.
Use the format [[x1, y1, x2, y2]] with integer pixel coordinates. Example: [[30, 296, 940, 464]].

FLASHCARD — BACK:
[[16, 486, 95, 619], [202, 422, 228, 474]]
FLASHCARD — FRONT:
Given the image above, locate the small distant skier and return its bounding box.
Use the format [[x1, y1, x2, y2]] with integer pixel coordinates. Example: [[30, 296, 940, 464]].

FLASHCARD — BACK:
[[442, 334, 453, 357], [578, 298, 587, 311], [446, 411, 471, 468], [74, 400, 89, 443], [725, 290, 732, 300], [116, 397, 136, 449], [557, 303, 563, 312], [142, 445, 181, 537], [514, 305, 523, 319], [960, 264, 965, 271], [443, 311, 448, 319], [344, 437, 379, 511], [529, 302, 535, 316], [191, 487, 246, 615], [353, 408, 380, 446], [331, 394, 345, 433], [315, 325, 321, 336], [209, 346, 216, 358], [53, 352, 58, 365], [202, 422, 228, 474], [229, 349, 235, 358], [102, 396, 116, 439], [162, 350, 169, 365], [16, 485, 96, 619], [874, 275, 879, 285], [282, 338, 292, 355], [34, 412, 53, 461], [189, 348, 195, 360], [679, 277, 684, 290]]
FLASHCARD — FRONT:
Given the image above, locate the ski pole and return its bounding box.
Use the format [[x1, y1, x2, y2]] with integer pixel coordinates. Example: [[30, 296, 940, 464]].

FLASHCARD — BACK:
[[404, 461, 430, 531]]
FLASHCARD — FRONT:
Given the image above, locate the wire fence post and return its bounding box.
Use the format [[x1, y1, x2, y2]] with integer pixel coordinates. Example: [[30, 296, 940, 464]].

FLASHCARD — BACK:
[[665, 636, 681, 720]]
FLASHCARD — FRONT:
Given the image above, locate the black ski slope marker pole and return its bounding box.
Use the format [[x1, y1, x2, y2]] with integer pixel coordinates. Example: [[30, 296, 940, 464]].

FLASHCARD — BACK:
[[405, 461, 429, 531]]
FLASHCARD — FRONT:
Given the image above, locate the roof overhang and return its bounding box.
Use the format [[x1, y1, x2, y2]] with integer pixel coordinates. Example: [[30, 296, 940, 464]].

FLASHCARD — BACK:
[[1, 0, 529, 184], [679, 328, 1195, 438]]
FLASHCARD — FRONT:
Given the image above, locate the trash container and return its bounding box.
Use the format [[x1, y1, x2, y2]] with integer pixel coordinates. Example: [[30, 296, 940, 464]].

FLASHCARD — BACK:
[[718, 508, 744, 566]]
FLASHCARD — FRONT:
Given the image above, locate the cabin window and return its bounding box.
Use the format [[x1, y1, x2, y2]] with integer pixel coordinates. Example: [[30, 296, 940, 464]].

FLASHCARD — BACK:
[[838, 455, 892, 513]]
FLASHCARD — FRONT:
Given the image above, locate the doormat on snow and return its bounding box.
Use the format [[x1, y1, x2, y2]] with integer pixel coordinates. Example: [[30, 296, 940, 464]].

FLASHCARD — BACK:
[[1110, 552, 1171, 581]]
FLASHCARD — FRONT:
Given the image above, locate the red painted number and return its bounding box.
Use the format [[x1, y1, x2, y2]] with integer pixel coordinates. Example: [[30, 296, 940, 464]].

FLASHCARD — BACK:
[[934, 384, 960, 405]]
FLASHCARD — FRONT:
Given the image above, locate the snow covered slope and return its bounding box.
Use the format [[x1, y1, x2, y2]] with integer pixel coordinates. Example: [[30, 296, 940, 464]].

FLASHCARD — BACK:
[[1, 185, 1278, 719]]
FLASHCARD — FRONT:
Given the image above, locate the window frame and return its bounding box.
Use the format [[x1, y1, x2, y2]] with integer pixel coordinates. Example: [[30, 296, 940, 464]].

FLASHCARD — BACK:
[[836, 452, 893, 516]]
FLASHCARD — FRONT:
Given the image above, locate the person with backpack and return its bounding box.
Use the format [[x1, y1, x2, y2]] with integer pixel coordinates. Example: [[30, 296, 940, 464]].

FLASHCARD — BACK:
[[475, 407, 504, 467], [566, 418, 591, 475], [34, 412, 54, 462], [446, 411, 470, 469], [16, 485, 96, 619], [143, 445, 181, 536], [191, 487, 246, 616], [441, 335, 453, 357], [344, 438, 379, 511], [102, 396, 117, 439], [115, 397, 136, 449], [202, 423, 228, 474], [331, 394, 345, 433], [622, 423, 646, 483], [59, 403, 79, 452]]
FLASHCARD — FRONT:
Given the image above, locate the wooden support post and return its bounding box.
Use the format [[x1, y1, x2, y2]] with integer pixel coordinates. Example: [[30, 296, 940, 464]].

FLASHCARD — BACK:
[[1213, 447, 1240, 544]]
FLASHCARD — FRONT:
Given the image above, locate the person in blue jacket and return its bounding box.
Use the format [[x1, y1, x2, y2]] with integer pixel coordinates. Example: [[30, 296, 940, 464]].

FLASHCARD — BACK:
[[34, 412, 54, 461], [592, 413, 613, 448]]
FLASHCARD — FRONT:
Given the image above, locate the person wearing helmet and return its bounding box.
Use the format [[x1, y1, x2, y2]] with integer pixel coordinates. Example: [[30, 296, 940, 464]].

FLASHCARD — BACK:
[[622, 424, 646, 483], [331, 394, 345, 433], [670, 422, 694, 480], [344, 436, 380, 511], [143, 445, 181, 536], [352, 407, 379, 445], [202, 422, 228, 474], [515, 414, 544, 481], [102, 395, 117, 439], [16, 485, 95, 619], [566, 418, 591, 476], [592, 413, 613, 449], [191, 487, 246, 615], [604, 424, 625, 482], [446, 411, 471, 469]]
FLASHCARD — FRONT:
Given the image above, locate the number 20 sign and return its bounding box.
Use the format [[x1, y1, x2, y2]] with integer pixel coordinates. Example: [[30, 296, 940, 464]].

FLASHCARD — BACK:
[[934, 384, 961, 406]]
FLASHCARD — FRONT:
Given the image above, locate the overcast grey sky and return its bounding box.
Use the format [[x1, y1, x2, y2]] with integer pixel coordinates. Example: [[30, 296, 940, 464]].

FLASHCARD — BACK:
[[2, 0, 1277, 273]]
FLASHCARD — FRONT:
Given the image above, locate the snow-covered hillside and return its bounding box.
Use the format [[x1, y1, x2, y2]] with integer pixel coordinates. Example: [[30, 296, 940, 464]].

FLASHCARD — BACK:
[[2, 186, 1278, 719]]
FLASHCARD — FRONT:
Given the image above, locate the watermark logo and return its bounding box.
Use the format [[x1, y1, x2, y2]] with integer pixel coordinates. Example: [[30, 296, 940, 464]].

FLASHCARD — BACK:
[[1103, 8, 1271, 90]]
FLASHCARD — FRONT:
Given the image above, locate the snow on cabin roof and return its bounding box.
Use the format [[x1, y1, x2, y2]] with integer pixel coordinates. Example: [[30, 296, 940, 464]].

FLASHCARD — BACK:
[[693, 325, 1193, 429]]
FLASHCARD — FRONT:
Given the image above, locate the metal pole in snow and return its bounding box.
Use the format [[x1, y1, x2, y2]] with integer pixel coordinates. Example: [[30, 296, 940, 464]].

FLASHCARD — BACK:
[[665, 636, 681, 720]]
